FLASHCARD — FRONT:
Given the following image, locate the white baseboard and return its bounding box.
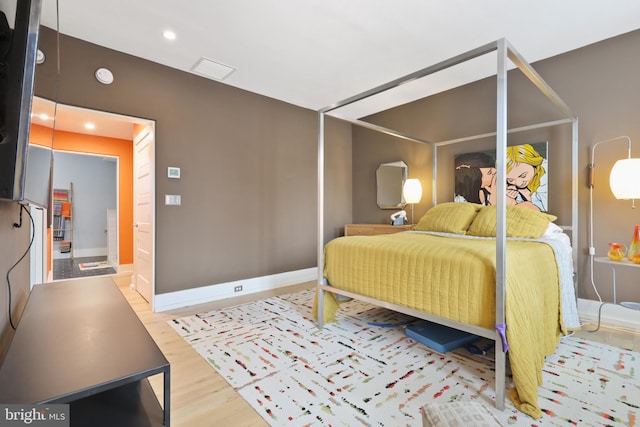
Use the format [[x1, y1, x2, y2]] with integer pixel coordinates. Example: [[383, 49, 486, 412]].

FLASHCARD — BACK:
[[53, 247, 108, 259], [76, 248, 108, 258], [578, 298, 640, 329], [153, 267, 318, 312]]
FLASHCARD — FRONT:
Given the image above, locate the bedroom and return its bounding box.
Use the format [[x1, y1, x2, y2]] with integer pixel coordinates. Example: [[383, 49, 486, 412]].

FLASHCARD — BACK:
[[1, 1, 640, 425]]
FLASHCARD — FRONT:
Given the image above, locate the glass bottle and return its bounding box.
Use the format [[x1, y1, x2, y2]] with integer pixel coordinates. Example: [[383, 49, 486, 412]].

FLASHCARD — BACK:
[[627, 225, 640, 262], [608, 243, 626, 261]]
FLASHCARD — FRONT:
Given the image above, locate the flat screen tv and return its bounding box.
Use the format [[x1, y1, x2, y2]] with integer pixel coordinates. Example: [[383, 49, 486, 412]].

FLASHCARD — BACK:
[[0, 0, 48, 208]]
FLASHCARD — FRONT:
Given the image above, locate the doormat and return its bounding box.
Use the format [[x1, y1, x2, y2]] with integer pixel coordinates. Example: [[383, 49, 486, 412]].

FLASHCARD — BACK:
[[78, 261, 111, 271]]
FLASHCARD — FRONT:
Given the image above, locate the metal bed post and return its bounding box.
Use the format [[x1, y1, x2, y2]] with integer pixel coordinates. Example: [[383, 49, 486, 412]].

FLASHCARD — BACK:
[[432, 145, 438, 205], [317, 111, 325, 329], [571, 118, 579, 276], [494, 38, 509, 411]]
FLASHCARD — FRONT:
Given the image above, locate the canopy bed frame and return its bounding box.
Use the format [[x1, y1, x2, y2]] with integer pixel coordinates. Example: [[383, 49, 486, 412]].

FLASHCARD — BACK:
[[316, 38, 578, 412]]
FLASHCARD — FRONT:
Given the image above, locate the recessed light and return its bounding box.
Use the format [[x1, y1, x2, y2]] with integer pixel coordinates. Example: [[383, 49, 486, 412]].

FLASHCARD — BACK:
[[31, 112, 51, 121], [84, 123, 96, 130], [163, 30, 176, 40]]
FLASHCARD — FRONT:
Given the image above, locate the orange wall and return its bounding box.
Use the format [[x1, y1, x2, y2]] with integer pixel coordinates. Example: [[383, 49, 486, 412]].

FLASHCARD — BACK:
[[30, 124, 134, 266]]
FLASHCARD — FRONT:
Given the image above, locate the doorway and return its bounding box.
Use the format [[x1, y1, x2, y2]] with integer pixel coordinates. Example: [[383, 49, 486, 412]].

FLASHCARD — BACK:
[[51, 151, 118, 280], [29, 98, 155, 302]]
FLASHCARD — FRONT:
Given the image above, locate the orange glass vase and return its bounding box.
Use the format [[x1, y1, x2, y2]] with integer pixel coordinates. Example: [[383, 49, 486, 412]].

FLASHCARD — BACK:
[[628, 225, 640, 263], [608, 243, 626, 261]]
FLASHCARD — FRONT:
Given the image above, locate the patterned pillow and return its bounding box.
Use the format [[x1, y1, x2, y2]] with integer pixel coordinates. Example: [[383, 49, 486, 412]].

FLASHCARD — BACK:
[[467, 205, 557, 238], [414, 202, 482, 235]]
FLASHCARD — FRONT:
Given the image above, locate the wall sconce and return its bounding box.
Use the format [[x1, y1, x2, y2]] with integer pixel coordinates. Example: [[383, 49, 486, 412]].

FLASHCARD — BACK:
[[589, 136, 640, 206], [402, 178, 422, 225], [609, 157, 640, 201]]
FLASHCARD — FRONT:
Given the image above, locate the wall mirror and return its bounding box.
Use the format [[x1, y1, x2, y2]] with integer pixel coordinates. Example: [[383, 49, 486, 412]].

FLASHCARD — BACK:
[[376, 161, 407, 209]]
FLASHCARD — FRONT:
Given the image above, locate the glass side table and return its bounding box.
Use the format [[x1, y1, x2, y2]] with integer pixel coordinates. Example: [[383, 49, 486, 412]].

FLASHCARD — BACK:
[[590, 257, 640, 331]]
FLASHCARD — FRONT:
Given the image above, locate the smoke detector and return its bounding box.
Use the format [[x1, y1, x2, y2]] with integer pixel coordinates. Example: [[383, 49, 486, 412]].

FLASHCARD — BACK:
[[95, 68, 114, 85], [36, 49, 45, 64]]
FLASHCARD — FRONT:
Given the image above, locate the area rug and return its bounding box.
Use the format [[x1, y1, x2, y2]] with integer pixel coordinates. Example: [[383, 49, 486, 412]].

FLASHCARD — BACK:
[[78, 261, 111, 271], [168, 289, 639, 426]]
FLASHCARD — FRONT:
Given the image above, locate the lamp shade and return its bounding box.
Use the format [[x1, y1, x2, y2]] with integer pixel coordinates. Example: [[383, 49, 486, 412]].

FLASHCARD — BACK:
[[609, 158, 640, 199], [403, 179, 422, 204]]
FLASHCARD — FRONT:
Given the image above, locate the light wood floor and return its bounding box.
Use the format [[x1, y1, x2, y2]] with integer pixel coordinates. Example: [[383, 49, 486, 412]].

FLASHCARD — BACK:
[[114, 274, 312, 427], [573, 318, 640, 350], [112, 274, 639, 427]]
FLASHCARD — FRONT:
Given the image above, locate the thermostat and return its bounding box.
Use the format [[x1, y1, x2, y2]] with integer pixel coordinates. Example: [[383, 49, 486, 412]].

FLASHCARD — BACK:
[[167, 167, 181, 179]]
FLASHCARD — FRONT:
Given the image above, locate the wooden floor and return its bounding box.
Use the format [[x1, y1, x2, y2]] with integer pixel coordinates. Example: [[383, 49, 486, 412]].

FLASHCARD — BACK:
[[114, 274, 313, 427], [112, 274, 640, 427], [573, 318, 640, 351]]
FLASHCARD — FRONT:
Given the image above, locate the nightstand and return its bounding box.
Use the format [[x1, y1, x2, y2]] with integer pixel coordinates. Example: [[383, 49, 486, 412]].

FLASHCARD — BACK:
[[344, 223, 413, 236]]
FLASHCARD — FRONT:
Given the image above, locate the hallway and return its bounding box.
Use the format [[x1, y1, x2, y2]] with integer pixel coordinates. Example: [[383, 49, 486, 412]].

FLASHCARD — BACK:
[[53, 256, 116, 280]]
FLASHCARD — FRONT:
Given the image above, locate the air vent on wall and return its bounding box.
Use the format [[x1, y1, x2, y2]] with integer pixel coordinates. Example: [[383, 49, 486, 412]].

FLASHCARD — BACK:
[[190, 57, 236, 81]]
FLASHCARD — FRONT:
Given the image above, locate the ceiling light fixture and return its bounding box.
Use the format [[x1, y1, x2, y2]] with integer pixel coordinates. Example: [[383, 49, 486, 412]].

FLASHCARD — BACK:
[[163, 30, 176, 40]]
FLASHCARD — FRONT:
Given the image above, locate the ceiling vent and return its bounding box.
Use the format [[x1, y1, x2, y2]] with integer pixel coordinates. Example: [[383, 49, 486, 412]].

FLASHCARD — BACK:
[[191, 58, 236, 81]]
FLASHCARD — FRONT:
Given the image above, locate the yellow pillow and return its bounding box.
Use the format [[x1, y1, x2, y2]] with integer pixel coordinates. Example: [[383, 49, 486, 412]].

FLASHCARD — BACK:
[[414, 202, 482, 234], [467, 205, 557, 238]]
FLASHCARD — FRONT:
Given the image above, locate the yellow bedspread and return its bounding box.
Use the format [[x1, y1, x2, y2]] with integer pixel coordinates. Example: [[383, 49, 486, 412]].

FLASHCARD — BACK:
[[318, 231, 564, 418]]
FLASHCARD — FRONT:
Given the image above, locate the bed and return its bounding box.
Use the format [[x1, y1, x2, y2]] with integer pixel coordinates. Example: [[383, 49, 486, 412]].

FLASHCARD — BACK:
[[315, 39, 579, 419], [316, 203, 580, 418]]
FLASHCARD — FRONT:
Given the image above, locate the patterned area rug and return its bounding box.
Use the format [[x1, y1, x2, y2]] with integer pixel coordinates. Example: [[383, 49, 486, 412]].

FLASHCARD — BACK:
[[169, 289, 639, 426]]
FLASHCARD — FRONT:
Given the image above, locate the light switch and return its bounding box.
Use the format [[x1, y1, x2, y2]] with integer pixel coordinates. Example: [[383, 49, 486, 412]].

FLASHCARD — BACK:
[[165, 194, 181, 205]]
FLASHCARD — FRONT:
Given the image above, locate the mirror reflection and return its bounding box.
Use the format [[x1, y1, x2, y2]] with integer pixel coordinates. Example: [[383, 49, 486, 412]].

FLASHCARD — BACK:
[[376, 161, 407, 209], [29, 96, 153, 283]]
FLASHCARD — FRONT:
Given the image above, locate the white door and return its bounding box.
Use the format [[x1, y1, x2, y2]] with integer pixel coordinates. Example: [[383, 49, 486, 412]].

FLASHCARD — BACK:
[[133, 126, 155, 304], [29, 206, 48, 287], [106, 209, 118, 270]]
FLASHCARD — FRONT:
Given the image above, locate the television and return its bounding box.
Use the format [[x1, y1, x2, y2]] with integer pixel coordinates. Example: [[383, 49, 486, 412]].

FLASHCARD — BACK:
[[0, 0, 49, 208]]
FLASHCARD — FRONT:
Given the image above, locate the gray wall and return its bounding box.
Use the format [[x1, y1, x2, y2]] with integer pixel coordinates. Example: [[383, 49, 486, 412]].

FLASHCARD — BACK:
[[352, 128, 432, 224], [1, 26, 351, 359], [33, 27, 352, 295], [0, 203, 31, 362], [352, 29, 640, 304], [52, 152, 117, 256]]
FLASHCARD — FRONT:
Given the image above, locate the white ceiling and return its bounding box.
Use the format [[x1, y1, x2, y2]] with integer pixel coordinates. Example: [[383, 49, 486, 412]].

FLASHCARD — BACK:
[[34, 1, 640, 136], [30, 96, 140, 140]]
